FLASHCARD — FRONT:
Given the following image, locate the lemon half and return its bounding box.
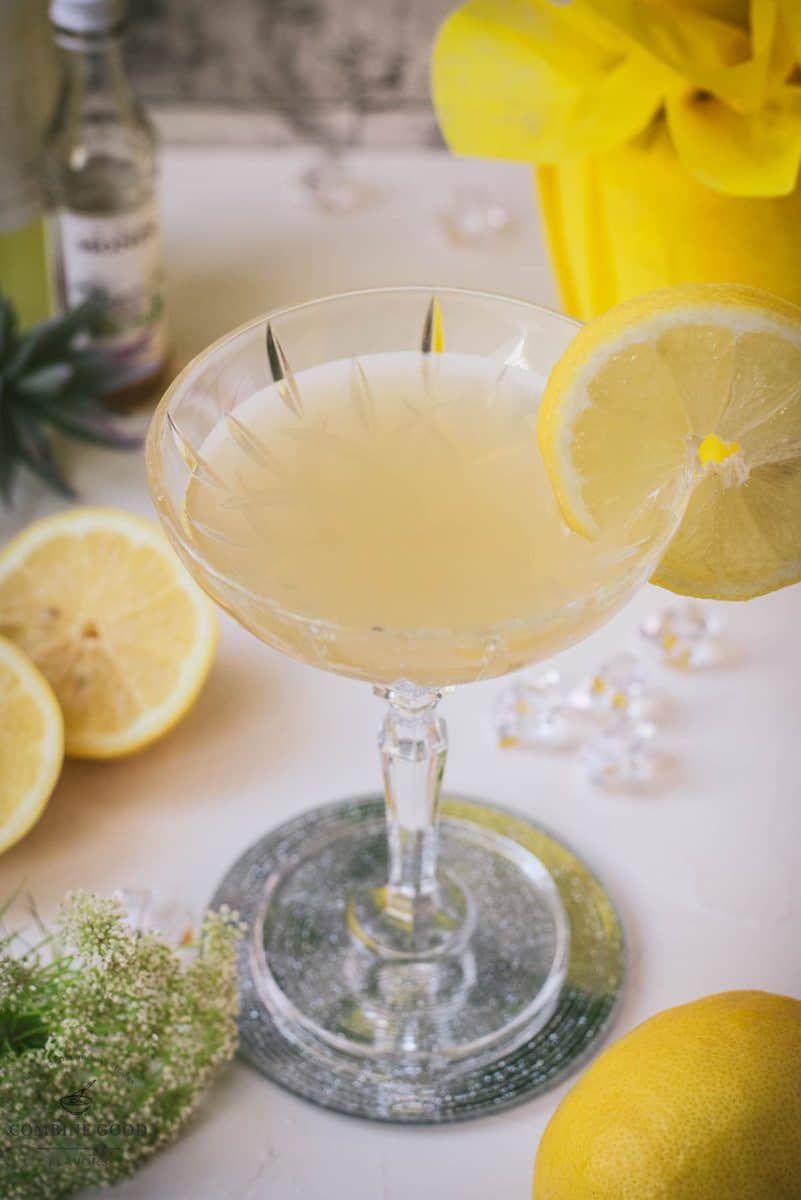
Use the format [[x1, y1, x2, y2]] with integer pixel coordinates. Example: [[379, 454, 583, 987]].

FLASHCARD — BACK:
[[0, 508, 218, 758], [0, 635, 63, 852], [538, 284, 801, 599]]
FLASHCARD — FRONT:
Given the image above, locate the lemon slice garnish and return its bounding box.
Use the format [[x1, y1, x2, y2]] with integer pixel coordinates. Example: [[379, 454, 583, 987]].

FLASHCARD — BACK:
[[538, 284, 801, 600]]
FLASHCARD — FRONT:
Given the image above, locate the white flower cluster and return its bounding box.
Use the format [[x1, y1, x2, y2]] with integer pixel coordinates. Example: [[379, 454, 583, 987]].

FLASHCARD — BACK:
[[0, 891, 242, 1200]]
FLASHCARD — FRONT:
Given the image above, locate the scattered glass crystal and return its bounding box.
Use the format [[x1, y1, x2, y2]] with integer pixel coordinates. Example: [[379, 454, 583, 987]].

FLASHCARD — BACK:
[[495, 670, 583, 750], [570, 651, 652, 720], [112, 887, 151, 930], [113, 888, 196, 947], [302, 152, 374, 213], [580, 715, 659, 790], [640, 602, 723, 669], [149, 900, 196, 948], [440, 185, 513, 246]]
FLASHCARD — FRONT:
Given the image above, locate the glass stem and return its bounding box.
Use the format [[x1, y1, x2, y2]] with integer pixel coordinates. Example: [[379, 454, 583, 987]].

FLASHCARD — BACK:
[[376, 682, 448, 938]]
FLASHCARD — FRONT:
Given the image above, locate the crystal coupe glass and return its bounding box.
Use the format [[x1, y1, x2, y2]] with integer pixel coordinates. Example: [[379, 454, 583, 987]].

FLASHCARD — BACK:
[[146, 288, 689, 1121]]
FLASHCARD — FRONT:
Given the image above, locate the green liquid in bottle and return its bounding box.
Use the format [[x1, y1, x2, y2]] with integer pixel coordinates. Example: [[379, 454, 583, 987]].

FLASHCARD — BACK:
[[0, 213, 54, 328]]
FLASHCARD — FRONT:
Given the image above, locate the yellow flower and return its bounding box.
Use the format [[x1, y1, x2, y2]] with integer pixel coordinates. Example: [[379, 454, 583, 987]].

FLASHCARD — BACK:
[[433, 0, 801, 197]]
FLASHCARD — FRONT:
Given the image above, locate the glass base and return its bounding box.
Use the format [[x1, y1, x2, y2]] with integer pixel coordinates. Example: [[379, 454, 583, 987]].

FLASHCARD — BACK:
[[211, 795, 625, 1123]]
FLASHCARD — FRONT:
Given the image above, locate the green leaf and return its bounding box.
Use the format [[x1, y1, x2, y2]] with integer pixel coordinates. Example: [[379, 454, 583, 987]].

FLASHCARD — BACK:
[[33, 397, 142, 449], [0, 294, 17, 362], [8, 410, 75, 498], [16, 362, 75, 399], [0, 291, 143, 506], [5, 290, 108, 381], [0, 1005, 49, 1055], [0, 451, 18, 505], [0, 409, 19, 504]]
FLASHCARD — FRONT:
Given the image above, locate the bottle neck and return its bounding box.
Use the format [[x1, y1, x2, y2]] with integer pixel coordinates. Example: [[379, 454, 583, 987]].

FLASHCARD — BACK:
[[46, 20, 155, 210], [53, 27, 136, 115]]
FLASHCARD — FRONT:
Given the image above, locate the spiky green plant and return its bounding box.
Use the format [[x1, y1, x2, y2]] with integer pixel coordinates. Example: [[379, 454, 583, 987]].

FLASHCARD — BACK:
[[0, 891, 241, 1200], [0, 292, 141, 503]]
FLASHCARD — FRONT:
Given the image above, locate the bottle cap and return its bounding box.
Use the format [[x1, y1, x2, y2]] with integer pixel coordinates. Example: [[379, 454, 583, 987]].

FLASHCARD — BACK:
[[49, 0, 127, 34]]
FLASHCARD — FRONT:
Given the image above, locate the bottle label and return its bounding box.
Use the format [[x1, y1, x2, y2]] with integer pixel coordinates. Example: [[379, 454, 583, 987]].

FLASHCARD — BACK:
[[57, 198, 168, 386]]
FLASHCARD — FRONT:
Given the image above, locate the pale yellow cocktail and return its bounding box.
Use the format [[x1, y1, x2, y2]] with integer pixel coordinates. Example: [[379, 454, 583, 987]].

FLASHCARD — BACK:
[[147, 289, 691, 1123], [184, 350, 682, 685]]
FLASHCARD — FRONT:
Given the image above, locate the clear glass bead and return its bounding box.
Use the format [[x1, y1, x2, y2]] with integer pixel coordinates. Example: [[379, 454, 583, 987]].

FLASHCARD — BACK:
[[580, 715, 659, 790], [148, 899, 196, 947], [494, 670, 583, 750], [112, 886, 151, 928], [440, 186, 512, 246], [640, 602, 722, 669], [113, 887, 195, 946], [570, 651, 651, 719], [302, 151, 374, 214]]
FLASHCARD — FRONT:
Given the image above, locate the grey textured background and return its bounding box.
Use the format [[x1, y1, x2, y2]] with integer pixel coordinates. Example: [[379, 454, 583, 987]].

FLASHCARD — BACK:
[[127, 0, 454, 144]]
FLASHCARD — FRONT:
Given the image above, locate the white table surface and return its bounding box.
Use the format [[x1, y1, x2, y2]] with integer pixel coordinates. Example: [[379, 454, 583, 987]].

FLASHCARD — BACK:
[[2, 147, 800, 1200]]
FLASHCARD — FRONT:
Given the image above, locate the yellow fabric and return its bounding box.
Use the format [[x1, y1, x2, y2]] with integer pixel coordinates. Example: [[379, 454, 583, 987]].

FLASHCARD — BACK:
[[432, 0, 667, 162], [433, 0, 801, 317], [432, 0, 801, 193], [656, 0, 748, 20], [583, 0, 780, 111], [667, 86, 801, 196], [535, 122, 801, 319], [779, 0, 801, 60]]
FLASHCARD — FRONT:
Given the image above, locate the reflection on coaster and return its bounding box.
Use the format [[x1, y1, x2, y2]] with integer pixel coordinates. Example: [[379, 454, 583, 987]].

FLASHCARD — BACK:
[[211, 794, 625, 1124]]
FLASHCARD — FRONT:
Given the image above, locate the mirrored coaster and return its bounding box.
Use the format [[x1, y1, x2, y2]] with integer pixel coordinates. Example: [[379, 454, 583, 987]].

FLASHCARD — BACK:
[[211, 794, 625, 1124]]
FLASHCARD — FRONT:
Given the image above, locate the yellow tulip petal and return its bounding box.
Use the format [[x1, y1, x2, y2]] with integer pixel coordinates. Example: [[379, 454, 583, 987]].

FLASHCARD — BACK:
[[432, 0, 665, 162], [668, 87, 801, 194]]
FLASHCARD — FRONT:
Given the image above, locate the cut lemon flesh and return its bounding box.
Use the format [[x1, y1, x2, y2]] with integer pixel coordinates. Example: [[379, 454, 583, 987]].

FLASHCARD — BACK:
[[0, 635, 63, 853], [0, 508, 218, 758], [538, 284, 801, 600]]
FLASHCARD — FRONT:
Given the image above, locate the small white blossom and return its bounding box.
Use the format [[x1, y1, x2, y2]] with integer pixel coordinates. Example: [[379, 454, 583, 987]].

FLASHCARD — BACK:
[[0, 891, 241, 1199]]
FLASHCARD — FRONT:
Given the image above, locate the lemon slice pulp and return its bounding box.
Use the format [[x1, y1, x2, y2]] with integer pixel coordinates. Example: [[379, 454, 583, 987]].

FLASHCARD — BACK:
[[0, 635, 63, 852], [0, 508, 218, 758], [538, 284, 801, 600]]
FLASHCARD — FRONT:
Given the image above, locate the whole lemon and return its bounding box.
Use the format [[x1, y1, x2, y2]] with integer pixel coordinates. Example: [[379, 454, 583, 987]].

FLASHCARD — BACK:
[[534, 991, 801, 1200]]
